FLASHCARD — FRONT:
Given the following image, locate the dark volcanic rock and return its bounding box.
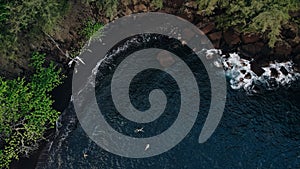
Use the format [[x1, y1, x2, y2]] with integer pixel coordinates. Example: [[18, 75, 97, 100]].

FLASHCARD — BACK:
[[269, 54, 290, 63], [240, 42, 264, 56], [293, 44, 300, 54], [240, 70, 246, 74], [251, 64, 265, 76], [208, 31, 222, 41], [270, 40, 293, 62], [199, 22, 215, 34], [282, 24, 297, 39], [260, 44, 273, 56], [244, 72, 252, 79], [274, 41, 292, 56], [177, 13, 193, 22], [270, 68, 279, 78], [165, 0, 185, 8], [223, 30, 241, 46], [158, 7, 177, 14], [287, 38, 300, 47], [212, 39, 221, 49], [207, 30, 221, 48], [293, 54, 300, 71], [280, 66, 289, 76], [251, 57, 271, 76], [241, 33, 260, 44]]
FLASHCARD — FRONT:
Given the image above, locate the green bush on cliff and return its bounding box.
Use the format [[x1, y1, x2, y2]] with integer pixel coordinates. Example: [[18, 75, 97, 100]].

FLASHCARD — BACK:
[[0, 53, 62, 168], [197, 0, 300, 47], [80, 20, 104, 38]]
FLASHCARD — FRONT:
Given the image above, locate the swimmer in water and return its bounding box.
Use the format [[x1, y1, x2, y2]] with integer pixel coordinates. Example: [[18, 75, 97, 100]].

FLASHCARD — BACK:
[[134, 127, 144, 133]]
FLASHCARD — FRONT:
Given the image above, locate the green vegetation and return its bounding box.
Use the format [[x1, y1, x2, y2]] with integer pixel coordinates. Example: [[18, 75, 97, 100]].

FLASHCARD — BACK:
[[0, 0, 69, 61], [83, 0, 119, 20], [80, 20, 104, 39], [197, 0, 300, 47], [0, 53, 62, 168], [151, 0, 163, 9]]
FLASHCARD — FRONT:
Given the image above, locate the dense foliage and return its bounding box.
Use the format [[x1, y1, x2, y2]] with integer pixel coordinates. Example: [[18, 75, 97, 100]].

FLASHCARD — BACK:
[[0, 0, 68, 60], [197, 0, 300, 47], [0, 53, 62, 168]]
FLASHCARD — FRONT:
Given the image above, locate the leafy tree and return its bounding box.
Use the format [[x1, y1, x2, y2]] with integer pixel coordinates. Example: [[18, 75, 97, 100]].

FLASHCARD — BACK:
[[0, 53, 62, 168], [0, 0, 68, 61], [197, 0, 300, 47]]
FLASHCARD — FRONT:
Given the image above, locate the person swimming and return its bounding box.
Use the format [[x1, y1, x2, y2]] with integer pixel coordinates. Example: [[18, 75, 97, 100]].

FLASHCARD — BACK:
[[134, 127, 144, 133]]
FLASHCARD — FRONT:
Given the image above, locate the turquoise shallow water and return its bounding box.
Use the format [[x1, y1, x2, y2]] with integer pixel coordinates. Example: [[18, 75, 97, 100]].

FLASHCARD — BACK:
[[36, 34, 300, 169]]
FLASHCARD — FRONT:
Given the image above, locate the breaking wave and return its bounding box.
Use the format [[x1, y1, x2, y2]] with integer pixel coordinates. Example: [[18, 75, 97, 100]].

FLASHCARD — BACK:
[[205, 49, 300, 94]]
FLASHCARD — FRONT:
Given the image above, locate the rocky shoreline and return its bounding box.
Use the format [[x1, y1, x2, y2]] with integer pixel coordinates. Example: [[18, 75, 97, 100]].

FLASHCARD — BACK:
[[0, 0, 299, 79]]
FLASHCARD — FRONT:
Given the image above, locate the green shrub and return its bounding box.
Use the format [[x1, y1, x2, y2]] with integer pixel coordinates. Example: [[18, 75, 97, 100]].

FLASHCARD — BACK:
[[197, 0, 300, 47], [80, 20, 104, 38], [0, 53, 62, 168], [151, 0, 164, 9]]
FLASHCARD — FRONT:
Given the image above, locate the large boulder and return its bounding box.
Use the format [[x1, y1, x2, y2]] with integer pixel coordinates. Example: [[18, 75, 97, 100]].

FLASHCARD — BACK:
[[223, 30, 241, 46], [241, 33, 260, 44]]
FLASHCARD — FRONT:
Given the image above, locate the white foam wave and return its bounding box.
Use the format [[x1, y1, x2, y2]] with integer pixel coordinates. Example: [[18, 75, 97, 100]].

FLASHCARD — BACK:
[[205, 49, 300, 93]]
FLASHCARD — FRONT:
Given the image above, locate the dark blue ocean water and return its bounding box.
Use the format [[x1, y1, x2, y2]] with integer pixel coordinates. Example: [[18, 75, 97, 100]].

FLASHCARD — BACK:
[[38, 84, 300, 169], [37, 34, 300, 169]]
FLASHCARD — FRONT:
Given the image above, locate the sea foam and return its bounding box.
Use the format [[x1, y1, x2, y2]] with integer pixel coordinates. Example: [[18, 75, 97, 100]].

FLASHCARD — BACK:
[[205, 49, 300, 93]]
